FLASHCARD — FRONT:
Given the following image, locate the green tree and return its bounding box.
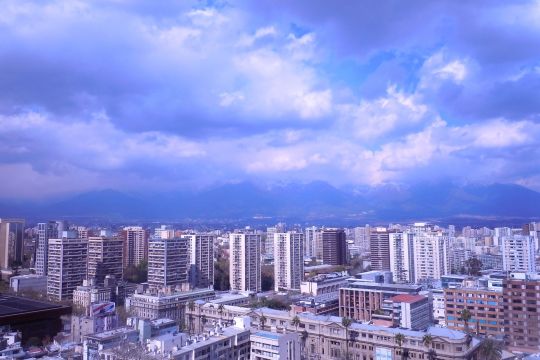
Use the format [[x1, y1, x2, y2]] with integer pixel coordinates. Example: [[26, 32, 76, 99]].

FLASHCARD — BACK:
[[261, 265, 274, 291], [422, 334, 433, 348], [259, 313, 267, 330], [218, 303, 225, 323], [463, 258, 483, 276], [478, 338, 503, 360], [214, 255, 230, 291], [395, 333, 407, 359], [342, 317, 353, 360], [291, 315, 301, 333], [459, 309, 472, 334]]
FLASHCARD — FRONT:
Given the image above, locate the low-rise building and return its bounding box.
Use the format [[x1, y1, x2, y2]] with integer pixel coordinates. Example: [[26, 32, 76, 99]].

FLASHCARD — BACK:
[[291, 292, 340, 316], [371, 294, 432, 330], [126, 288, 215, 322], [9, 274, 47, 294], [83, 327, 139, 360], [300, 272, 350, 296], [250, 331, 300, 359]]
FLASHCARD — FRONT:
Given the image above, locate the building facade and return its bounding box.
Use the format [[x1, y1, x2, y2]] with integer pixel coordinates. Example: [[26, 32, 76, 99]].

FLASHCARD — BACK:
[[183, 234, 215, 289], [413, 233, 450, 283], [35, 221, 63, 276], [229, 233, 261, 293], [321, 229, 347, 266], [148, 237, 188, 289], [0, 218, 25, 270], [87, 236, 123, 286], [273, 232, 304, 292], [501, 235, 536, 272], [122, 226, 148, 268], [370, 228, 391, 271], [389, 232, 415, 283], [47, 237, 88, 301]]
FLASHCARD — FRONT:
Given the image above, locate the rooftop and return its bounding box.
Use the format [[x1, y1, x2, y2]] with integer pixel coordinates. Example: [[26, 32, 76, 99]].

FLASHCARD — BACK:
[[391, 294, 427, 303], [0, 294, 70, 319], [252, 331, 281, 340]]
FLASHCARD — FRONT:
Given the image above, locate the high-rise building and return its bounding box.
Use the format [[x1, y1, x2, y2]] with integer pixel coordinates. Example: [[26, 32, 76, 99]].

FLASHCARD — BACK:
[[87, 236, 123, 285], [264, 223, 286, 256], [353, 226, 371, 254], [183, 234, 215, 289], [501, 235, 536, 272], [47, 236, 88, 301], [76, 226, 89, 239], [0, 218, 25, 270], [147, 238, 188, 288], [389, 232, 415, 283], [503, 273, 540, 352], [413, 233, 450, 283], [273, 232, 304, 292], [229, 233, 261, 293], [35, 221, 64, 276], [154, 225, 175, 240], [122, 226, 148, 268], [321, 229, 347, 266], [304, 226, 320, 258], [370, 228, 391, 271]]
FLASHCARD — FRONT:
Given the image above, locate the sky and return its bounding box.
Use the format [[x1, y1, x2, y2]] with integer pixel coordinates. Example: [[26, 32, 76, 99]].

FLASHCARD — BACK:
[[1, 0, 540, 199]]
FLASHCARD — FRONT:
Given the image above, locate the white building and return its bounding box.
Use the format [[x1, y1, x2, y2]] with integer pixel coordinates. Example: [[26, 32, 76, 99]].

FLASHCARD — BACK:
[[87, 236, 123, 285], [148, 237, 188, 289], [47, 236, 88, 301], [354, 225, 371, 254], [304, 226, 320, 258], [183, 234, 215, 289], [273, 232, 304, 292], [154, 225, 175, 239], [389, 232, 415, 283], [413, 233, 450, 283], [229, 233, 261, 293], [35, 221, 64, 276], [250, 331, 300, 360], [501, 235, 536, 272]]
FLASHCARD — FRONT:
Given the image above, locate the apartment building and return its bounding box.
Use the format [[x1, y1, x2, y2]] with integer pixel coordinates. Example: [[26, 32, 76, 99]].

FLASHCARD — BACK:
[[148, 237, 188, 289], [229, 233, 261, 293], [273, 232, 304, 292], [122, 226, 148, 267], [87, 236, 123, 285], [47, 237, 88, 301], [183, 234, 215, 289]]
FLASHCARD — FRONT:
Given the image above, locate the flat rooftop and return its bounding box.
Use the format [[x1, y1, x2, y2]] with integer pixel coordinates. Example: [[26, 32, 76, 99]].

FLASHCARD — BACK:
[[252, 331, 281, 340], [0, 294, 70, 319]]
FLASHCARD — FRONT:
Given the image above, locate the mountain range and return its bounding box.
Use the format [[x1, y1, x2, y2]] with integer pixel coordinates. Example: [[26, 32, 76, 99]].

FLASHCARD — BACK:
[[1, 181, 539, 225]]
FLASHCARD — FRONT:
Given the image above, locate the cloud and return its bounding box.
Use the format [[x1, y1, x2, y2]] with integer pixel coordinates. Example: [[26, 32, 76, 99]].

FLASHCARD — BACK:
[[1, 0, 540, 197]]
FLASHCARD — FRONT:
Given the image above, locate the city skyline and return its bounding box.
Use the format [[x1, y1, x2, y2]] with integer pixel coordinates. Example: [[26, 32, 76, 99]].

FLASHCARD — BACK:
[[1, 1, 540, 200]]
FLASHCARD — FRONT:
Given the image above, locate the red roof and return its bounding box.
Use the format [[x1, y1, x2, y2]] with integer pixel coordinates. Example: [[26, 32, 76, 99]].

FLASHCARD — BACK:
[[391, 294, 426, 303]]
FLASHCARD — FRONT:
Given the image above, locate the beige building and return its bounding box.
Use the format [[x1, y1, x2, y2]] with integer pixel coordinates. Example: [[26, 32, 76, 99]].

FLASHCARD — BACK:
[[229, 233, 261, 293], [87, 236, 123, 285], [273, 232, 304, 292], [47, 236, 88, 301]]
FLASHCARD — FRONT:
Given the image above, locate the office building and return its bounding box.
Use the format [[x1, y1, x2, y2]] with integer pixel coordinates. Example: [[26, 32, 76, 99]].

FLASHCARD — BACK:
[[87, 236, 123, 286], [339, 279, 422, 321], [47, 236, 88, 301], [501, 235, 536, 272], [148, 237, 188, 288], [321, 228, 347, 266], [229, 233, 261, 293], [273, 232, 304, 292], [444, 281, 503, 337], [300, 272, 350, 296], [503, 273, 540, 352], [183, 234, 215, 289], [413, 233, 450, 283], [154, 225, 175, 239], [371, 294, 432, 330], [122, 226, 148, 268], [0, 219, 25, 270], [370, 228, 391, 271], [35, 221, 64, 276], [354, 225, 371, 254], [389, 232, 415, 283], [77, 226, 89, 239]]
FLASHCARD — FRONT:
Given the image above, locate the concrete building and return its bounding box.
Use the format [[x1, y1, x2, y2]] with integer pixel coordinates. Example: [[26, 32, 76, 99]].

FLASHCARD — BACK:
[[187, 302, 480, 360], [83, 327, 140, 360], [0, 218, 25, 270], [300, 272, 350, 296], [47, 236, 88, 301], [229, 233, 261, 293], [389, 232, 415, 283], [501, 235, 536, 272], [371, 294, 432, 330], [9, 274, 47, 294], [264, 223, 286, 256], [126, 288, 215, 322], [122, 226, 148, 268], [370, 228, 391, 271], [71, 302, 118, 343], [413, 233, 450, 283], [444, 281, 503, 337], [183, 234, 215, 289], [35, 221, 64, 276], [87, 236, 123, 286], [148, 237, 188, 289], [250, 331, 300, 359], [304, 226, 320, 258], [503, 273, 540, 352], [321, 228, 347, 266], [339, 280, 423, 321], [353, 225, 371, 254], [273, 232, 304, 292]]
